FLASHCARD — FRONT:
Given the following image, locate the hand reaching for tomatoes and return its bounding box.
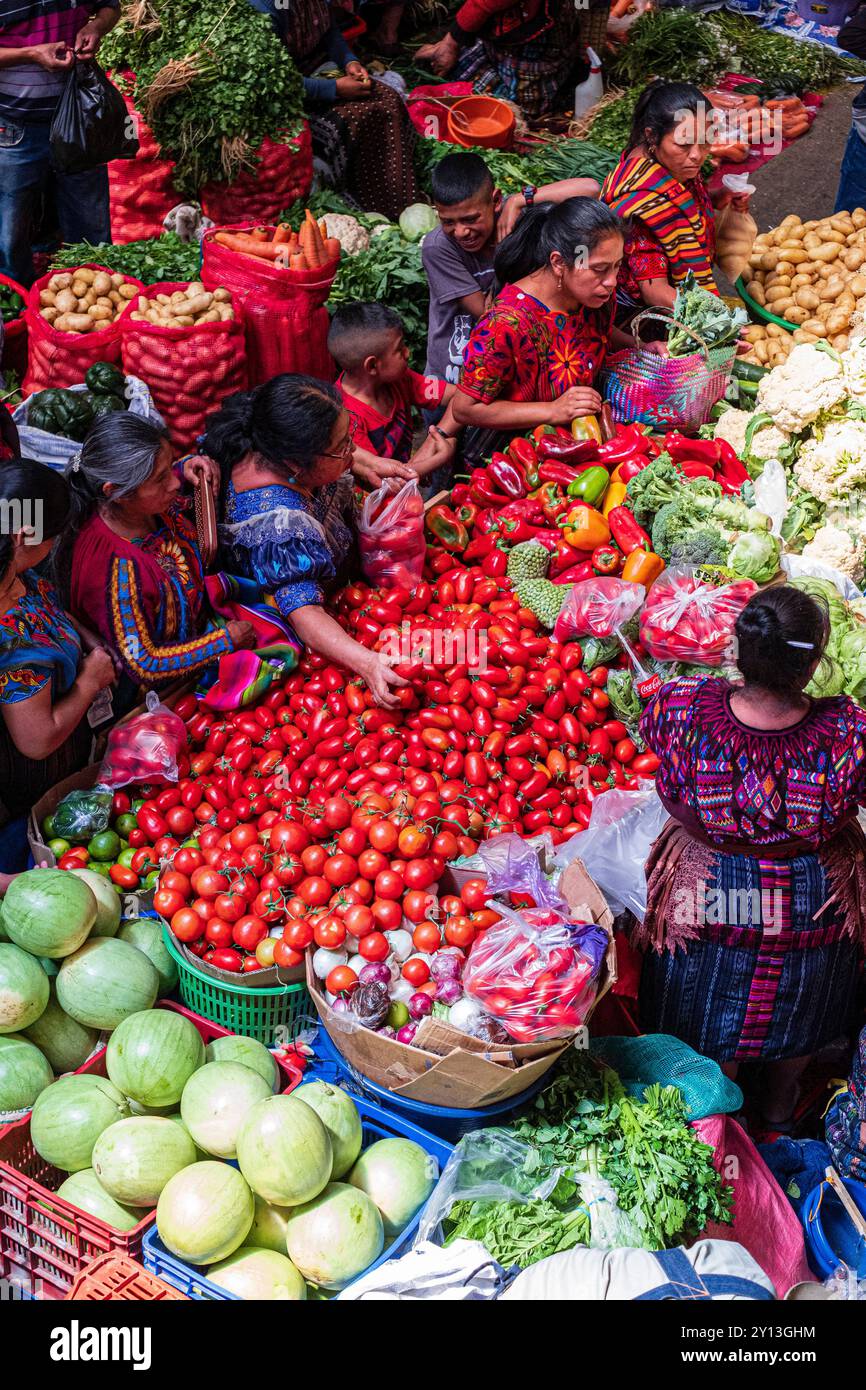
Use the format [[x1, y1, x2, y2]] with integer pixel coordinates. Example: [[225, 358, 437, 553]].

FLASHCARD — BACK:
[[359, 650, 408, 709]]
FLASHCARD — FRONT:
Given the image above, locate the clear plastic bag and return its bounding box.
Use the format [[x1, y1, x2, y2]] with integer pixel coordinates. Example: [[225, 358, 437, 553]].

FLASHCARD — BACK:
[[554, 577, 645, 644], [553, 786, 669, 921], [357, 478, 426, 589], [52, 786, 113, 844], [98, 691, 187, 788], [639, 566, 757, 665], [463, 905, 608, 1042], [475, 832, 568, 915]]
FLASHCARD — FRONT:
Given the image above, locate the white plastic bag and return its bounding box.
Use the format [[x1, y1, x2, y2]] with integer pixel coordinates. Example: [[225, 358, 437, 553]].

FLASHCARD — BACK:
[[781, 552, 862, 601], [13, 376, 165, 472], [553, 786, 669, 921], [752, 458, 788, 540]]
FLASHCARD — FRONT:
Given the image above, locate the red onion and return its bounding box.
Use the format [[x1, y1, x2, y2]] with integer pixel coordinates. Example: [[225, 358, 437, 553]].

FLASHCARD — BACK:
[[396, 1022, 418, 1045], [408, 991, 433, 1020], [359, 962, 391, 985], [430, 951, 463, 982], [378, 1025, 397, 1039], [330, 997, 351, 1014], [436, 977, 463, 1006]]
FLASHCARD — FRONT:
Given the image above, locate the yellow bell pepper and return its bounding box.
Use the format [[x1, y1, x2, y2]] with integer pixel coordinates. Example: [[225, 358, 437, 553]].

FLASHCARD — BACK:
[[602, 480, 629, 518], [571, 414, 603, 444], [562, 505, 610, 551], [621, 549, 665, 588]]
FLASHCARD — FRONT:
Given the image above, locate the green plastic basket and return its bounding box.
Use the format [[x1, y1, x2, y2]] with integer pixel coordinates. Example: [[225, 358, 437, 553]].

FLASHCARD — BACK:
[[735, 276, 796, 332], [160, 924, 311, 1044]]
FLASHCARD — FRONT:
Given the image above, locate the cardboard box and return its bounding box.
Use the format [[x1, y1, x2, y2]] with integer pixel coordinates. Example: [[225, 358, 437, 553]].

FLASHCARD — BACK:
[[306, 858, 616, 1110], [29, 764, 105, 868]]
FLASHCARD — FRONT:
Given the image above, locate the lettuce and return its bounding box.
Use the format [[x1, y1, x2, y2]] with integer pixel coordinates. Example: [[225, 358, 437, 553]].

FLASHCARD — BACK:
[[727, 531, 781, 585]]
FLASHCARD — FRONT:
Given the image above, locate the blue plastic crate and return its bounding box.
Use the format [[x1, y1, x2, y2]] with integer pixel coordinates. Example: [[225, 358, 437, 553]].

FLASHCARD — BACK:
[[309, 1027, 547, 1143], [142, 1092, 452, 1299]]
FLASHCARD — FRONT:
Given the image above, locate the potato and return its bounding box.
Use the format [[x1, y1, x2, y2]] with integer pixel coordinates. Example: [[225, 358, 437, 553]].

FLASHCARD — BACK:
[[54, 288, 78, 314], [746, 280, 766, 305], [790, 274, 812, 291], [815, 302, 834, 322], [70, 279, 89, 299], [54, 313, 94, 333], [766, 284, 793, 303], [761, 250, 781, 271], [198, 310, 221, 324], [88, 305, 113, 321], [773, 261, 795, 278], [793, 328, 819, 343], [129, 311, 146, 322], [81, 288, 97, 309], [783, 248, 809, 265], [108, 290, 122, 305], [41, 307, 59, 324], [212, 287, 231, 303], [833, 333, 850, 351], [795, 287, 820, 310], [785, 306, 809, 325], [91, 271, 112, 297], [754, 340, 770, 363], [743, 324, 764, 342], [117, 283, 137, 300], [75, 268, 95, 285], [848, 273, 866, 297], [837, 291, 856, 315], [802, 317, 826, 334], [843, 248, 866, 271], [39, 289, 56, 308], [813, 243, 841, 262], [217, 305, 234, 321], [816, 262, 837, 280]]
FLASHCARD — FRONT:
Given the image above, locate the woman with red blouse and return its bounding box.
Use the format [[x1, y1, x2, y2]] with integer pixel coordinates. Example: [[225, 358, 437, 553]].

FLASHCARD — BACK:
[[450, 198, 625, 462]]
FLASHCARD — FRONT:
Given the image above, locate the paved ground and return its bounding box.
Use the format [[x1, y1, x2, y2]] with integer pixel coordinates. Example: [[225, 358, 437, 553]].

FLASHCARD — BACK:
[[748, 83, 855, 229]]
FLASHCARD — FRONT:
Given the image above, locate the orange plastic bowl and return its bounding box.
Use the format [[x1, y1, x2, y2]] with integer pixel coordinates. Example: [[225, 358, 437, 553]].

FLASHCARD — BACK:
[[446, 96, 515, 150]]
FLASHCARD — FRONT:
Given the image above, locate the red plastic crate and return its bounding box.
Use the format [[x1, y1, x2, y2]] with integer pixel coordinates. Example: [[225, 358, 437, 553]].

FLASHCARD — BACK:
[[66, 1252, 187, 1301], [0, 1000, 301, 1300]]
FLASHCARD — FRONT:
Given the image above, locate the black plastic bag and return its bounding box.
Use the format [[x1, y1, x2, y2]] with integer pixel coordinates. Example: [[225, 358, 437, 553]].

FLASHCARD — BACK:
[[49, 60, 139, 175]]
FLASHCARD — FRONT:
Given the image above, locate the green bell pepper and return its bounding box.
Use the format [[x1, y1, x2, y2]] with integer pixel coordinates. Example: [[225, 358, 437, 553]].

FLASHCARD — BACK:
[[566, 466, 610, 508], [85, 361, 127, 401]]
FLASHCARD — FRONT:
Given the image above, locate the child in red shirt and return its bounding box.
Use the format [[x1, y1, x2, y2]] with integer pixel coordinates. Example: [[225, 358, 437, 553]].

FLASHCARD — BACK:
[[329, 303, 459, 485]]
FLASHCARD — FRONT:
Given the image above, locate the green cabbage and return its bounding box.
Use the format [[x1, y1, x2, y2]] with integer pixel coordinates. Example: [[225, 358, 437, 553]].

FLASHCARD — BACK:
[[727, 531, 780, 585], [398, 204, 439, 242]]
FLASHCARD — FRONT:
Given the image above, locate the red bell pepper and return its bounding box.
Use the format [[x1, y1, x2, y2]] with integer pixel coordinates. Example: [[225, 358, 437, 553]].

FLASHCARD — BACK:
[[592, 544, 622, 576], [608, 506, 651, 555], [549, 536, 593, 578], [507, 436, 540, 487], [426, 504, 469, 551], [665, 433, 719, 466], [529, 482, 570, 526], [536, 434, 600, 465], [450, 482, 471, 508], [481, 546, 508, 576], [464, 531, 498, 561], [552, 561, 596, 584], [618, 453, 654, 484], [715, 439, 750, 489], [488, 452, 529, 499], [537, 459, 586, 488], [678, 460, 716, 480], [595, 426, 651, 463], [455, 501, 479, 529], [469, 468, 510, 507]]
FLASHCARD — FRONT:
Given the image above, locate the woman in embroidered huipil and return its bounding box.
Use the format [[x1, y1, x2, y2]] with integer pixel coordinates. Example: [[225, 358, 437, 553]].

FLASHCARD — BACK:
[[637, 587, 866, 1130], [60, 414, 254, 714], [202, 375, 406, 709]]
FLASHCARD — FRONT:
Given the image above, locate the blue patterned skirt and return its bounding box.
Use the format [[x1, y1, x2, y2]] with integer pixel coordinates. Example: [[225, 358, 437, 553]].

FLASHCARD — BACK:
[[639, 841, 860, 1063]]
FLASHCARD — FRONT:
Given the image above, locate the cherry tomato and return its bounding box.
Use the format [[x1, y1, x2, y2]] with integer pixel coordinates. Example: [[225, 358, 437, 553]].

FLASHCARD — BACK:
[[232, 914, 268, 951], [170, 907, 205, 943], [402, 957, 430, 986], [412, 921, 441, 953], [326, 965, 359, 995], [323, 853, 357, 887], [314, 915, 347, 949], [344, 904, 374, 938], [358, 931, 389, 962], [298, 876, 330, 907]]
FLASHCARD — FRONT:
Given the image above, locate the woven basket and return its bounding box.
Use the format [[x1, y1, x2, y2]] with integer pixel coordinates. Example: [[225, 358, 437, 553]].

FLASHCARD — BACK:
[[601, 308, 736, 433]]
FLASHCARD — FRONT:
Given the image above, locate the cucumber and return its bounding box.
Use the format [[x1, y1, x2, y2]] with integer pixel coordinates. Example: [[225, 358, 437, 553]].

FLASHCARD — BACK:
[[733, 359, 768, 383]]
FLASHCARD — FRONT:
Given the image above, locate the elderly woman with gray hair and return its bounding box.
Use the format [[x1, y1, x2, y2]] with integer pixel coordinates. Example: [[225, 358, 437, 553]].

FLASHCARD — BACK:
[[57, 413, 254, 713]]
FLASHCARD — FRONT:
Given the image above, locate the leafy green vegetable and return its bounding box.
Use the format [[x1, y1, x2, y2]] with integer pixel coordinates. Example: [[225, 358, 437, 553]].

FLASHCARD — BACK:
[[626, 454, 721, 531], [668, 273, 747, 358], [580, 635, 621, 672], [708, 10, 866, 85], [780, 486, 824, 547], [328, 237, 429, 366], [605, 668, 644, 731], [101, 0, 305, 195], [608, 9, 726, 87], [444, 1052, 732, 1264], [415, 137, 617, 198], [51, 234, 202, 283], [585, 88, 642, 154]]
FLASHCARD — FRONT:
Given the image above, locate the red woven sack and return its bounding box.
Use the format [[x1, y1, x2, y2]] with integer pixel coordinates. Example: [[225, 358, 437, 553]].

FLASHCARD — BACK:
[[121, 280, 247, 452], [0, 272, 28, 381], [23, 265, 143, 395], [201, 225, 338, 385], [108, 97, 179, 243], [199, 127, 313, 227]]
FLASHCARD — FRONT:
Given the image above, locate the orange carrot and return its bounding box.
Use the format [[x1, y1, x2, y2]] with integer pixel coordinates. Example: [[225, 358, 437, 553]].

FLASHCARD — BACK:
[[304, 208, 326, 266], [249, 226, 270, 242], [319, 218, 328, 241], [214, 232, 287, 259], [273, 223, 292, 244], [324, 237, 341, 262], [290, 251, 307, 270]]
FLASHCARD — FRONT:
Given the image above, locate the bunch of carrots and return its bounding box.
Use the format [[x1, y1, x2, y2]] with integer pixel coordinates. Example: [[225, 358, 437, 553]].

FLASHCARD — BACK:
[[213, 210, 340, 269]]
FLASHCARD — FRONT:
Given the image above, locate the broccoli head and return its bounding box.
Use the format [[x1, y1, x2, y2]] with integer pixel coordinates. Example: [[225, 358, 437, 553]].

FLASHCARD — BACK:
[[624, 455, 684, 528], [668, 528, 729, 568], [650, 496, 718, 560]]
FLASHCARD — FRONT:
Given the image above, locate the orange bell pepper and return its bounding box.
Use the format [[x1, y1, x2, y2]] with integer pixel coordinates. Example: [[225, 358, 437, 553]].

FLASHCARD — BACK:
[[571, 414, 603, 444], [562, 505, 610, 551], [621, 548, 665, 588]]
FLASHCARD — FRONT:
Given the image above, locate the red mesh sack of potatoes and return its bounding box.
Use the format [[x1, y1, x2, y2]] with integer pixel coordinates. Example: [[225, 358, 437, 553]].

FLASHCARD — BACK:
[[24, 265, 143, 395], [121, 280, 247, 451]]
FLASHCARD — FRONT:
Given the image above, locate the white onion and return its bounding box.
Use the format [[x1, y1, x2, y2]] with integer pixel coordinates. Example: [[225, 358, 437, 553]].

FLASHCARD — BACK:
[[385, 930, 413, 962], [313, 948, 347, 981]]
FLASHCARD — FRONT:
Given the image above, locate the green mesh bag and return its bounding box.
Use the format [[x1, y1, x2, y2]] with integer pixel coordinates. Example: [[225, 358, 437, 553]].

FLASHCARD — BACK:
[[590, 1035, 743, 1120]]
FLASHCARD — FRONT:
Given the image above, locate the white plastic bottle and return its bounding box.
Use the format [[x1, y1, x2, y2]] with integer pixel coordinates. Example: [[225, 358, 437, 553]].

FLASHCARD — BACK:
[[573, 47, 603, 121]]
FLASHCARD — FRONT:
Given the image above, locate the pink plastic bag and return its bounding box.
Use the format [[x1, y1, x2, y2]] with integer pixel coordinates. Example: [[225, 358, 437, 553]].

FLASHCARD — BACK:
[[692, 1114, 812, 1297], [554, 577, 645, 644], [99, 691, 187, 788], [463, 904, 608, 1043], [357, 479, 426, 589], [639, 566, 757, 665]]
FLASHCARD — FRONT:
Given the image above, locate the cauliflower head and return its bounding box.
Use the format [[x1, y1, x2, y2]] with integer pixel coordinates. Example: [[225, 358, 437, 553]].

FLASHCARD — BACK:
[[755, 344, 846, 434], [842, 338, 866, 402], [322, 213, 369, 254], [713, 409, 790, 462], [801, 524, 864, 584], [793, 419, 866, 505]]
